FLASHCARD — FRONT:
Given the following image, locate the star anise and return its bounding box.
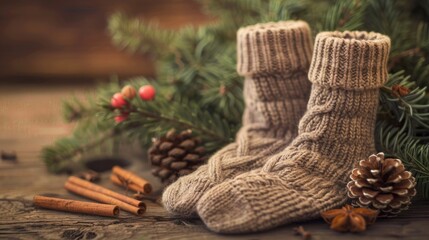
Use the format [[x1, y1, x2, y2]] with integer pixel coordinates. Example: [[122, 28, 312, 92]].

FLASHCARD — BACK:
[[321, 205, 379, 232]]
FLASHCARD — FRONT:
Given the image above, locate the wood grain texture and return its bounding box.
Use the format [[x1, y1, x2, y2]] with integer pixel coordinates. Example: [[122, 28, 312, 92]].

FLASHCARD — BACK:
[[1, 85, 429, 239], [0, 0, 210, 83]]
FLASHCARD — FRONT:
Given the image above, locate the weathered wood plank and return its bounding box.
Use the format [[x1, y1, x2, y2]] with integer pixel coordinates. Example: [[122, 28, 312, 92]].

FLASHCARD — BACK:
[[1, 195, 429, 240], [0, 0, 211, 81]]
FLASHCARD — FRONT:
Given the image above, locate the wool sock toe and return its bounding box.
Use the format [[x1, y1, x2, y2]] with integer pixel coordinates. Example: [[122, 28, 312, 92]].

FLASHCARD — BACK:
[[197, 177, 259, 233], [198, 169, 349, 233], [162, 166, 214, 217]]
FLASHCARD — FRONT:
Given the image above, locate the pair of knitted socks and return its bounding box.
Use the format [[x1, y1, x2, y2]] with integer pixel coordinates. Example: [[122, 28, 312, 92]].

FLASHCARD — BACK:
[[162, 21, 391, 233]]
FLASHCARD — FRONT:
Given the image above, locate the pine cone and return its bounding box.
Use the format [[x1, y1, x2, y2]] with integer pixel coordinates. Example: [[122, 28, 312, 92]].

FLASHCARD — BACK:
[[148, 129, 207, 185], [347, 152, 416, 217]]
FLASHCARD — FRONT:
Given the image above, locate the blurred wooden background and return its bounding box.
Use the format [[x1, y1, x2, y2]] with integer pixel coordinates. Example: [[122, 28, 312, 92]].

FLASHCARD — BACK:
[[0, 0, 210, 84]]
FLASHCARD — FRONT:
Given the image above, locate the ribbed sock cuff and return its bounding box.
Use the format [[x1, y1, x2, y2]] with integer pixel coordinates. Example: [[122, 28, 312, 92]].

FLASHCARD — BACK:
[[308, 31, 391, 90], [237, 21, 313, 76]]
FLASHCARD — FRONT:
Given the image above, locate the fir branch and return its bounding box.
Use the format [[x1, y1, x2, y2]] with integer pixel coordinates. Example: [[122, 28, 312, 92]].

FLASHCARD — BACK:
[[365, 0, 414, 56], [416, 0, 429, 20], [133, 106, 230, 143], [108, 12, 176, 57], [379, 71, 429, 137], [320, 0, 364, 31], [154, 26, 244, 121], [260, 0, 307, 23], [103, 94, 239, 152], [42, 79, 125, 173], [198, 0, 306, 28], [62, 96, 97, 123], [198, 0, 262, 29], [411, 58, 429, 89], [417, 22, 429, 51], [377, 71, 429, 197], [388, 48, 423, 71], [41, 129, 118, 173]]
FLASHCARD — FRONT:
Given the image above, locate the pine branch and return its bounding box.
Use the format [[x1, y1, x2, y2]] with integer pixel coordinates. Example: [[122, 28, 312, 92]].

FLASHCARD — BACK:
[[41, 129, 119, 173], [198, 0, 262, 29], [62, 95, 99, 123], [365, 0, 414, 56], [411, 58, 429, 89], [377, 71, 429, 197], [108, 12, 176, 57], [319, 0, 364, 31], [388, 48, 423, 71], [379, 71, 429, 137], [415, 0, 429, 22], [101, 93, 239, 153], [198, 0, 307, 28], [154, 26, 244, 122], [417, 22, 429, 51], [41, 79, 125, 173]]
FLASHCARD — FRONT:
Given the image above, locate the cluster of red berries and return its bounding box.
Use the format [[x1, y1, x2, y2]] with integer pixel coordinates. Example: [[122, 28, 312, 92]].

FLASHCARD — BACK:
[[111, 85, 156, 123]]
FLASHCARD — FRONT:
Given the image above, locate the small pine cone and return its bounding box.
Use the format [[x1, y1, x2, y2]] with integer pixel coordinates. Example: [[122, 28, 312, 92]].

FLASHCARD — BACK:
[[149, 129, 207, 185], [347, 152, 416, 217]]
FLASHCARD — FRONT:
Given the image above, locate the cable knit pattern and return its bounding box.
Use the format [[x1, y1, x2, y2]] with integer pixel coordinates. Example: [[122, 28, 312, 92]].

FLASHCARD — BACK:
[[197, 31, 391, 233], [162, 21, 313, 217]]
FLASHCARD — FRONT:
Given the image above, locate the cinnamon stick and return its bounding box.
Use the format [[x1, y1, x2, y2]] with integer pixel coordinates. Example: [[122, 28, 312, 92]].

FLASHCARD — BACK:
[[64, 181, 145, 216], [112, 166, 152, 194], [68, 176, 144, 208], [33, 195, 119, 217], [110, 174, 142, 193]]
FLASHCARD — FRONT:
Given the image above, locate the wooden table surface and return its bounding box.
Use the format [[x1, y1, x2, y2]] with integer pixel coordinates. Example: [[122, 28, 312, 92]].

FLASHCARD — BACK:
[[1, 85, 429, 240]]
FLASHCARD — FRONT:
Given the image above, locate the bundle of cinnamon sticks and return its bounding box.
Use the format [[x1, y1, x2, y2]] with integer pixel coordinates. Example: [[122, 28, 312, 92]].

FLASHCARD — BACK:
[[33, 166, 153, 217]]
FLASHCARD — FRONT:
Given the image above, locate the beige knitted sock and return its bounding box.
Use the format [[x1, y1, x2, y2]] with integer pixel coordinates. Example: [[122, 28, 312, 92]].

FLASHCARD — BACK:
[[197, 31, 391, 233], [162, 21, 313, 217]]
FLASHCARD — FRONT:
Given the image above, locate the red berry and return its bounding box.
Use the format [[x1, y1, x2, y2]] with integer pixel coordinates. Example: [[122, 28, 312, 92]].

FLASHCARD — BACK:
[[111, 93, 127, 108], [114, 114, 127, 123], [139, 85, 156, 101]]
